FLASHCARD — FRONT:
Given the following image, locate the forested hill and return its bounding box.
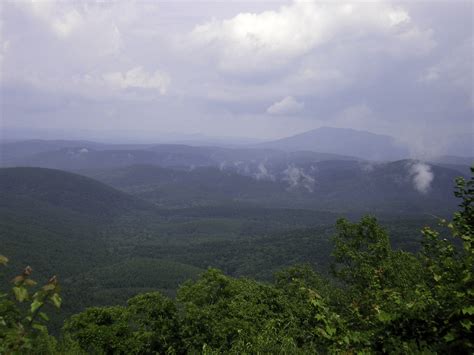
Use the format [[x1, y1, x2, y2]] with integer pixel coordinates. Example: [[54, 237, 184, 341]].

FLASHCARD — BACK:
[[0, 167, 152, 218], [1, 169, 472, 353], [82, 160, 464, 214], [0, 167, 154, 282]]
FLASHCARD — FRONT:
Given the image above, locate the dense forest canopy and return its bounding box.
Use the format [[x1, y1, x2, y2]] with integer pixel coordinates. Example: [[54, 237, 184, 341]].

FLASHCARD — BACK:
[[1, 169, 472, 353]]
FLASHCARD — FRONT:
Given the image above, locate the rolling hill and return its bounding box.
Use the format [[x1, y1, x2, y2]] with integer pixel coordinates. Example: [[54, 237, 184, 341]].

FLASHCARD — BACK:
[[0, 167, 151, 218], [82, 160, 463, 214], [0, 168, 157, 281], [0, 163, 461, 333], [82, 164, 288, 208], [0, 140, 357, 171]]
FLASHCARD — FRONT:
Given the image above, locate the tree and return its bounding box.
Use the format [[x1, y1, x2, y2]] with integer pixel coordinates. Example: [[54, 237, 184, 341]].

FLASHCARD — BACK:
[[0, 256, 61, 353], [330, 167, 474, 352]]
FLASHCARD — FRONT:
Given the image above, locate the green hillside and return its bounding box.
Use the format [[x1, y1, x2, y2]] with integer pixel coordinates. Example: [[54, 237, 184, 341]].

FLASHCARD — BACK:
[[83, 161, 463, 214], [83, 164, 286, 208], [0, 165, 462, 338], [0, 167, 151, 218]]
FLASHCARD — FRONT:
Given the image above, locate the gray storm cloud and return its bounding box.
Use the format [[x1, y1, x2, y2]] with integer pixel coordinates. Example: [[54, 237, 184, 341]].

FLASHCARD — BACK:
[[0, 1, 472, 150]]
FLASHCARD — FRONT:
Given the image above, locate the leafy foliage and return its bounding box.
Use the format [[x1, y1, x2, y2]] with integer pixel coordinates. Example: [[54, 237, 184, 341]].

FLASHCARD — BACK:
[[0, 258, 61, 353]]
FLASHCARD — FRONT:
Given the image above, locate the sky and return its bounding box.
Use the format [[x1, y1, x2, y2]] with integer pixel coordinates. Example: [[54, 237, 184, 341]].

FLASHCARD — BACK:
[[0, 0, 473, 154]]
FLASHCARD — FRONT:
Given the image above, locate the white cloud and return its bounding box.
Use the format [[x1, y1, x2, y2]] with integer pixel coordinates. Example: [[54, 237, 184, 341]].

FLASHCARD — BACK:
[[330, 104, 391, 132], [282, 165, 315, 192], [0, 1, 139, 89], [267, 96, 304, 115], [0, 5, 7, 68], [289, 65, 349, 94], [103, 66, 170, 94], [418, 39, 473, 104], [418, 67, 440, 83], [189, 0, 432, 74], [255, 163, 275, 181], [408, 161, 434, 194], [17, 1, 123, 54], [51, 9, 83, 37]]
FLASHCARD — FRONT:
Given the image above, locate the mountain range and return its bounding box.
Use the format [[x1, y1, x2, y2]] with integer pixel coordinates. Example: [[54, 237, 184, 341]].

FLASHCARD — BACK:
[[257, 127, 410, 160], [2, 128, 470, 171]]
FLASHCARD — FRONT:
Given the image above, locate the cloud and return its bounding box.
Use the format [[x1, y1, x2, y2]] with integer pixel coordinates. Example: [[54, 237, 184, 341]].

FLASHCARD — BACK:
[[267, 96, 304, 115], [255, 163, 275, 181], [332, 104, 377, 128], [0, 2, 148, 95], [418, 39, 473, 107], [17, 1, 124, 54], [282, 165, 315, 192], [51, 8, 83, 37], [418, 67, 440, 83], [408, 162, 434, 194], [189, 0, 433, 74], [0, 0, 471, 151], [103, 66, 170, 94]]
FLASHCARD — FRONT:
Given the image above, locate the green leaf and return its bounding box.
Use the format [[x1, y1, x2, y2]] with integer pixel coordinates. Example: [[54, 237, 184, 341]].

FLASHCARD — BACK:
[[317, 328, 330, 339], [433, 274, 442, 282], [30, 299, 43, 313], [460, 319, 472, 331], [32, 324, 47, 333], [443, 332, 456, 343], [12, 286, 28, 302], [462, 271, 471, 282], [377, 311, 393, 323], [42, 284, 55, 292], [38, 312, 49, 321], [49, 293, 62, 308], [462, 305, 474, 315], [325, 325, 336, 337], [0, 255, 8, 266]]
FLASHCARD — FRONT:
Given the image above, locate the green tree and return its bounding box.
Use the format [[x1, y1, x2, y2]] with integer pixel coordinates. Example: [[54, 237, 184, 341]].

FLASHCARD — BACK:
[[177, 268, 291, 352], [0, 256, 61, 353], [126, 292, 181, 354], [63, 292, 181, 354], [329, 167, 474, 352], [411, 168, 473, 352]]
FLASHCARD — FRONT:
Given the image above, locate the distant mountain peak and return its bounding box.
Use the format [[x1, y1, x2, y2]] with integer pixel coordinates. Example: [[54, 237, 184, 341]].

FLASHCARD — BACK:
[[259, 127, 409, 161]]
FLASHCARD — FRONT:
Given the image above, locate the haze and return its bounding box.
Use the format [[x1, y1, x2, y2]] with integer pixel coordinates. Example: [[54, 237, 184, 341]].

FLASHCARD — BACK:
[[0, 1, 473, 156]]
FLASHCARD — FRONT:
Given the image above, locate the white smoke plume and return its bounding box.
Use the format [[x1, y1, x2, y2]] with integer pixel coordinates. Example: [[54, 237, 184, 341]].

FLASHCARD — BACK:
[[255, 163, 275, 181], [282, 165, 315, 192], [409, 161, 434, 194], [359, 161, 377, 173]]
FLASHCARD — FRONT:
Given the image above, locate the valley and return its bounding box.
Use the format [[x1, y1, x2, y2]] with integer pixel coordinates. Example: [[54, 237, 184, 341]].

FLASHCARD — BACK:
[[2, 135, 470, 333]]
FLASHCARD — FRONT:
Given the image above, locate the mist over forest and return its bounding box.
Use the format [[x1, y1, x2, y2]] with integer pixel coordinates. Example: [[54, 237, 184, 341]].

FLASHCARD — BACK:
[[1, 0, 473, 353]]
